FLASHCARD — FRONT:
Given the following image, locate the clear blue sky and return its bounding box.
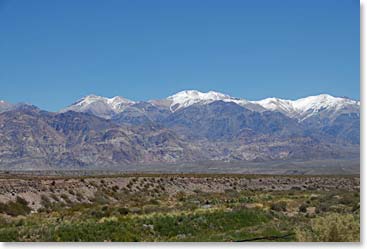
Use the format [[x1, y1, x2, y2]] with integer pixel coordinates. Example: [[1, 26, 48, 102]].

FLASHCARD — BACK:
[[0, 0, 359, 111]]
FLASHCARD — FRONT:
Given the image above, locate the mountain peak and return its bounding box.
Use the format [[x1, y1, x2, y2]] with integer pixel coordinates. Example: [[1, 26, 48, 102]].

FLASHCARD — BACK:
[[73, 94, 134, 106], [252, 97, 296, 114], [167, 90, 247, 111], [61, 94, 135, 119], [168, 90, 230, 99], [253, 94, 359, 120], [293, 94, 358, 111]]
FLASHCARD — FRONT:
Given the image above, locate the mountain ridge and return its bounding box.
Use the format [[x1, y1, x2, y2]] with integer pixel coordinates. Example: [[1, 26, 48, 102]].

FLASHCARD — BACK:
[[2, 90, 359, 118], [55, 90, 360, 124], [0, 90, 360, 170]]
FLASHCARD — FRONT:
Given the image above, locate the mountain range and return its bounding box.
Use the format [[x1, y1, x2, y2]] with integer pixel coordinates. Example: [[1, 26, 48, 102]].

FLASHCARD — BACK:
[[0, 90, 360, 170]]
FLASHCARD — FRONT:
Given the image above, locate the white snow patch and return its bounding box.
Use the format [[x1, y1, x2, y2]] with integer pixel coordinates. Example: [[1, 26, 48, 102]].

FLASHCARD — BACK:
[[252, 94, 359, 120], [167, 90, 249, 111], [61, 94, 135, 118]]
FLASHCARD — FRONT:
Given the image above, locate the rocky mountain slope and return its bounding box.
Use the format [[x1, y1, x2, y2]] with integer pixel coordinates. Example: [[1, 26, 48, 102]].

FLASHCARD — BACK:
[[0, 90, 360, 169], [67, 90, 359, 143], [0, 105, 201, 169]]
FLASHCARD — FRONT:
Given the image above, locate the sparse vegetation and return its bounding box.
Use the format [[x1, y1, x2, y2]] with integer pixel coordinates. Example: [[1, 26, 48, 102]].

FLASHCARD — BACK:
[[295, 213, 360, 242], [270, 201, 287, 212], [0, 197, 31, 216], [0, 174, 359, 242]]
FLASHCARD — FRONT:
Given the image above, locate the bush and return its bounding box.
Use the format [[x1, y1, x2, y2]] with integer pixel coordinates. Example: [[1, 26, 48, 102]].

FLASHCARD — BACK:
[[118, 207, 130, 215], [16, 197, 28, 206], [316, 203, 330, 214], [0, 197, 31, 216], [61, 194, 72, 204], [270, 201, 287, 212], [76, 192, 84, 201], [112, 185, 119, 192], [91, 191, 109, 205], [50, 193, 59, 202], [299, 204, 308, 213], [339, 196, 355, 205], [90, 210, 104, 219], [40, 195, 51, 209], [295, 213, 360, 242]]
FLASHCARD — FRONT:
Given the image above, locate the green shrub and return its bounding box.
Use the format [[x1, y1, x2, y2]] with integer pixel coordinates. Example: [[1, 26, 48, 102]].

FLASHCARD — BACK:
[[118, 207, 130, 215], [0, 227, 19, 241], [339, 196, 356, 205], [270, 201, 287, 212], [16, 197, 28, 206], [316, 202, 330, 213], [40, 194, 51, 209], [295, 213, 360, 242], [91, 191, 109, 204], [0, 197, 31, 216], [90, 210, 104, 219]]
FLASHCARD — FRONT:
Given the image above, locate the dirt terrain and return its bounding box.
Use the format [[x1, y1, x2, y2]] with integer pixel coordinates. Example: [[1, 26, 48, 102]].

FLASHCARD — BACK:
[[0, 174, 359, 211]]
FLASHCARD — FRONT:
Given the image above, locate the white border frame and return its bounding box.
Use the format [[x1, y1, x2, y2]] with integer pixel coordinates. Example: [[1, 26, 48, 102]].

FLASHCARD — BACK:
[[0, 1, 364, 248]]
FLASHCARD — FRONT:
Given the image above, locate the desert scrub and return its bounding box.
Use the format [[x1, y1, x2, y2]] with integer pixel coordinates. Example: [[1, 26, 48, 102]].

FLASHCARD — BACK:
[[90, 191, 109, 205], [37, 208, 269, 242], [270, 201, 287, 212], [295, 213, 360, 242], [75, 192, 84, 201], [60, 194, 72, 204], [0, 197, 31, 216], [50, 193, 59, 202], [299, 203, 308, 213]]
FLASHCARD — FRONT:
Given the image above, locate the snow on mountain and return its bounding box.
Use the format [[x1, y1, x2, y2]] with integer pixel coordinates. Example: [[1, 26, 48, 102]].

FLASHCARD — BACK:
[[61, 95, 135, 119], [0, 100, 11, 106], [60, 91, 359, 122], [105, 96, 134, 112], [167, 90, 230, 111], [0, 100, 14, 113], [293, 94, 358, 111], [252, 98, 297, 116], [252, 94, 360, 121], [166, 90, 261, 112]]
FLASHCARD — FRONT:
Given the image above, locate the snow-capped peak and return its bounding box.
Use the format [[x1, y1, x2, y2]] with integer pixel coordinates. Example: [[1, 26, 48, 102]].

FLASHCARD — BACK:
[[253, 97, 296, 114], [292, 94, 357, 111], [105, 96, 134, 112], [61, 94, 135, 119], [168, 90, 230, 101], [252, 94, 359, 120], [72, 94, 134, 109], [167, 90, 250, 111]]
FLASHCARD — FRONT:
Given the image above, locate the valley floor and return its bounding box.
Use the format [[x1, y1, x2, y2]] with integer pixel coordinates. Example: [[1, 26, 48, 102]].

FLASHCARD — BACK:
[[0, 173, 360, 242]]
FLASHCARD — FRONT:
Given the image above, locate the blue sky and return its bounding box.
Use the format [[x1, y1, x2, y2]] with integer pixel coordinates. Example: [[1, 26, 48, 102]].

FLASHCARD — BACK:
[[0, 0, 359, 111]]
